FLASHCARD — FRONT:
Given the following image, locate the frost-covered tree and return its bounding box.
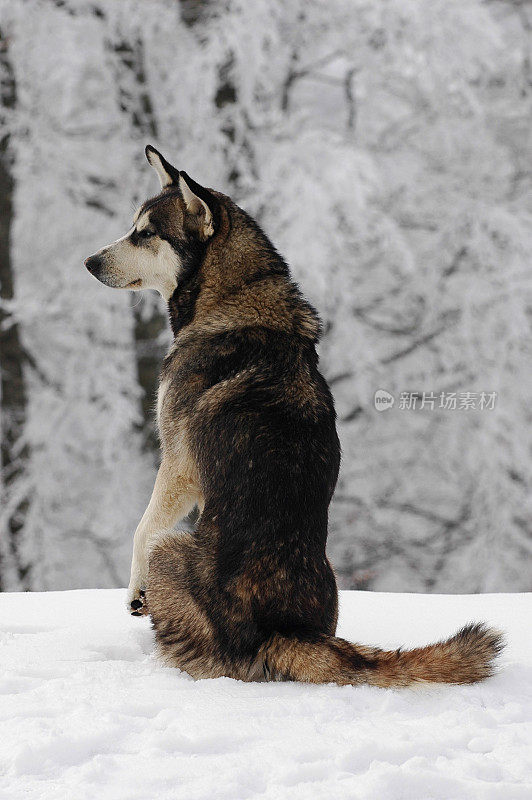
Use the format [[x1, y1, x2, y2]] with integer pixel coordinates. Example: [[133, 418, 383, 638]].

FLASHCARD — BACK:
[[0, 0, 530, 591], [0, 21, 30, 589], [0, 1, 154, 589]]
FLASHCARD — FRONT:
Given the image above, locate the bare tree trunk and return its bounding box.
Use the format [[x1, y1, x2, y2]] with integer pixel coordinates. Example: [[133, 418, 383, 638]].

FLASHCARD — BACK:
[[179, 0, 211, 27], [0, 27, 29, 590], [110, 36, 167, 454]]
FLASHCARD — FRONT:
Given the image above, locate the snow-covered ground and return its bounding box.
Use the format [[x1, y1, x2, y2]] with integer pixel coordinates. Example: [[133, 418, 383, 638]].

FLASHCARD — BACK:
[[0, 590, 530, 800]]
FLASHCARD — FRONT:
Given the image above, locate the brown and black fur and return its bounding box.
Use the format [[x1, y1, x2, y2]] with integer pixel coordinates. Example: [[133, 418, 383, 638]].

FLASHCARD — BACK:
[[85, 146, 504, 687]]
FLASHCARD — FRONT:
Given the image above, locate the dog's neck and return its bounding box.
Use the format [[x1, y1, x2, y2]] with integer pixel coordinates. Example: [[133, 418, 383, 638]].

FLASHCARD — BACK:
[[166, 208, 320, 343], [167, 270, 202, 337]]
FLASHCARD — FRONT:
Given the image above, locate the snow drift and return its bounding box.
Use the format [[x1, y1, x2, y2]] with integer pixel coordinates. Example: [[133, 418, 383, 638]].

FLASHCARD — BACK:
[[0, 589, 530, 799]]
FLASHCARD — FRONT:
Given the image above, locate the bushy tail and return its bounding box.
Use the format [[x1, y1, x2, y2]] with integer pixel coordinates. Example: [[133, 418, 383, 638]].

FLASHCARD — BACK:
[[260, 623, 504, 687]]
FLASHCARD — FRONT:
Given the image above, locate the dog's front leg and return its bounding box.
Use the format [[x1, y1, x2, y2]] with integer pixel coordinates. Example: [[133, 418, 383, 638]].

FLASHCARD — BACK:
[[128, 457, 199, 615]]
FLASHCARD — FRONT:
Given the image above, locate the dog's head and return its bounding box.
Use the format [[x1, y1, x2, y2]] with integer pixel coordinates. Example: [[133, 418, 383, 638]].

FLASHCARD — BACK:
[[84, 146, 219, 299]]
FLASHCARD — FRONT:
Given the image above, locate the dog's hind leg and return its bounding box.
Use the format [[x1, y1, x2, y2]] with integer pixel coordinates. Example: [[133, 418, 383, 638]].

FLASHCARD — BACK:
[[127, 455, 200, 615], [147, 532, 259, 681]]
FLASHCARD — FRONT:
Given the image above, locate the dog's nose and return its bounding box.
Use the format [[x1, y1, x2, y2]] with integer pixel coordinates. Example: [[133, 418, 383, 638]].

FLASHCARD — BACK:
[[84, 255, 102, 276]]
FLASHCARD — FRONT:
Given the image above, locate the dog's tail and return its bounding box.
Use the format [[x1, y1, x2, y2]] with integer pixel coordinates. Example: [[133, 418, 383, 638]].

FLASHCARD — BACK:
[[259, 623, 504, 687]]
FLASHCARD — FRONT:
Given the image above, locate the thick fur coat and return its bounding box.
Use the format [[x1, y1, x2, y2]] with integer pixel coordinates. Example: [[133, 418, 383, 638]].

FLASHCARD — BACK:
[[84, 147, 503, 686]]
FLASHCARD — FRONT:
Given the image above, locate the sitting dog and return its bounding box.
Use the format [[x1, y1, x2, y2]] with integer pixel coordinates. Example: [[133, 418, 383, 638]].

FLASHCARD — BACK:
[[84, 146, 503, 685]]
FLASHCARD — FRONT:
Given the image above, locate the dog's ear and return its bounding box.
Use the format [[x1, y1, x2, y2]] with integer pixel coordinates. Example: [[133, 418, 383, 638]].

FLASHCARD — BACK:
[[178, 171, 217, 241], [145, 145, 180, 189]]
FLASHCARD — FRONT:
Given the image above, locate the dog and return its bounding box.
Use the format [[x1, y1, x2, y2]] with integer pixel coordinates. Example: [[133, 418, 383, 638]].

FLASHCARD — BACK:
[[84, 145, 503, 685]]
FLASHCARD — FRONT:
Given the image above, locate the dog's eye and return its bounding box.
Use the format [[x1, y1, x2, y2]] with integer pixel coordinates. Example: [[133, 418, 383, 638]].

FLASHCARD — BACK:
[[137, 229, 155, 240]]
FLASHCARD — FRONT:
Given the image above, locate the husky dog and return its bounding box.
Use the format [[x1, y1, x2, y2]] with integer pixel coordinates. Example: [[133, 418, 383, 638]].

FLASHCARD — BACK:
[[84, 146, 503, 685]]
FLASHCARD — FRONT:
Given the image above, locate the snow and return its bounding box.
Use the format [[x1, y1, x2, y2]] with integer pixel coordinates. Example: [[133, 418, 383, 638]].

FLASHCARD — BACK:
[[0, 590, 530, 799]]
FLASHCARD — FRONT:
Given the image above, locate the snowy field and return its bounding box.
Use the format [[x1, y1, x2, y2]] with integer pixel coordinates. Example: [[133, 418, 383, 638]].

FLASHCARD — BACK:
[[0, 590, 530, 800]]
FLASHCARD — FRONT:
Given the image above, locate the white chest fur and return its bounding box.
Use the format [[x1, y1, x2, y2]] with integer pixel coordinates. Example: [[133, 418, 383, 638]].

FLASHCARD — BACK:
[[156, 377, 170, 431]]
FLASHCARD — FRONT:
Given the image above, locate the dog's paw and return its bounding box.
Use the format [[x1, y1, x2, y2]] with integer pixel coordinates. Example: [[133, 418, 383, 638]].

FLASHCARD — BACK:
[[127, 587, 148, 617]]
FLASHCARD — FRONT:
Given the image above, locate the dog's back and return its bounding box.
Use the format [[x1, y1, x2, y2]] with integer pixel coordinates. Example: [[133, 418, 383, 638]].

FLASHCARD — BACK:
[[148, 253, 342, 678]]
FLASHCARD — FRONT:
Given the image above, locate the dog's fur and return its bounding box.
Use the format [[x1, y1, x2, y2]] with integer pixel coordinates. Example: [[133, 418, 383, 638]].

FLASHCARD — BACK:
[[84, 146, 504, 686]]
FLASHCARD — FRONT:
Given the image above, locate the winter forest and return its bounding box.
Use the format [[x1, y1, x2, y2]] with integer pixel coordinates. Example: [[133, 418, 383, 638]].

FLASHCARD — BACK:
[[0, 0, 531, 594]]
